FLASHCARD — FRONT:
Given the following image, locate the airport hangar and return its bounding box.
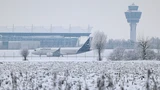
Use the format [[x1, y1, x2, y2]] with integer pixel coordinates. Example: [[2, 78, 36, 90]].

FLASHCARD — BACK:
[[0, 26, 92, 49]]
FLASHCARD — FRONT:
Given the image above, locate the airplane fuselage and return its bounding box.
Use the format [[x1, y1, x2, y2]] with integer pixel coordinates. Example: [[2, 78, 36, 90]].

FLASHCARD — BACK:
[[32, 47, 80, 56]]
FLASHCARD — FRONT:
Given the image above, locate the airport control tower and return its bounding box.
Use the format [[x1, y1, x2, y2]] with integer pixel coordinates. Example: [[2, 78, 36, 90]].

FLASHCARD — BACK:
[[125, 3, 142, 42]]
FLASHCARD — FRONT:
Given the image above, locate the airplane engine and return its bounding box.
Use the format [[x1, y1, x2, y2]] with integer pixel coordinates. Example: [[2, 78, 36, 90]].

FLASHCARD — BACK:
[[46, 52, 53, 57], [46, 48, 61, 57]]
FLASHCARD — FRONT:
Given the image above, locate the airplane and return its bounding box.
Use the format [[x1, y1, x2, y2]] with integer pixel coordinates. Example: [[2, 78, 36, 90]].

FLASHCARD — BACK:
[[32, 37, 91, 57]]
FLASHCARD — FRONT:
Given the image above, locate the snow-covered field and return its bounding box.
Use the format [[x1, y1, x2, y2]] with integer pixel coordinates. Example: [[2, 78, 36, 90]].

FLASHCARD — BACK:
[[0, 50, 160, 90], [0, 61, 160, 90]]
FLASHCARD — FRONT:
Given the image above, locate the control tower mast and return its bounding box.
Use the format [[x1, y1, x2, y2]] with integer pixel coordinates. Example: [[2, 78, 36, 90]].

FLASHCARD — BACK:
[[125, 3, 142, 42]]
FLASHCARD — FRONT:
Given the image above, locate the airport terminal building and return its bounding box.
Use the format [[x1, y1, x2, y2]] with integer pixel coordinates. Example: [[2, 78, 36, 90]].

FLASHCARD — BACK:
[[0, 25, 92, 49]]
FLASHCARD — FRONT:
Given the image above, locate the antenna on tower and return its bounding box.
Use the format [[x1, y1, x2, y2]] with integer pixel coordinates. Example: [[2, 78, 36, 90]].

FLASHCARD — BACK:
[[50, 24, 52, 33], [88, 24, 90, 33], [87, 24, 92, 33], [12, 24, 14, 32], [31, 24, 34, 33], [69, 24, 71, 33]]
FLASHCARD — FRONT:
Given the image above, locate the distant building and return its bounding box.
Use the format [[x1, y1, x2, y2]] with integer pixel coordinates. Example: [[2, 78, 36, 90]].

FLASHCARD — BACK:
[[125, 3, 142, 42], [0, 25, 92, 49]]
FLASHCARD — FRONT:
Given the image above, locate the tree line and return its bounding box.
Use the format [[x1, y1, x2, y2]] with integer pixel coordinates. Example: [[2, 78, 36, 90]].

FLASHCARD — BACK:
[[106, 37, 160, 49]]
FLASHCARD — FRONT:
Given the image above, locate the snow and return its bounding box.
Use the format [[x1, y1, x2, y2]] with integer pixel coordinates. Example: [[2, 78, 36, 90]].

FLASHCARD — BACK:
[[0, 61, 160, 89], [0, 50, 159, 90]]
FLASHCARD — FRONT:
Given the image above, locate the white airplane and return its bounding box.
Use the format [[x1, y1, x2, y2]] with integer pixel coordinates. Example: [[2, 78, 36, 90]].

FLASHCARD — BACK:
[[32, 38, 91, 57]]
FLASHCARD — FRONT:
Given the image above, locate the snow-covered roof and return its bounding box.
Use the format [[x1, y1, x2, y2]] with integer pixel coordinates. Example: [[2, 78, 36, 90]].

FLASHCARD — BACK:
[[0, 26, 92, 33]]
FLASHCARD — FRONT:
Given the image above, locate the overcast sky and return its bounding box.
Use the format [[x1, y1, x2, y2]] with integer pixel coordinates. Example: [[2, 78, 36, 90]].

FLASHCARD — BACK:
[[0, 0, 160, 40]]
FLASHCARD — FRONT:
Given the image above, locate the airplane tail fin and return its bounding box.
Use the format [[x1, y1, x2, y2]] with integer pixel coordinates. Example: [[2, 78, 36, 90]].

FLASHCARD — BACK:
[[77, 37, 91, 54]]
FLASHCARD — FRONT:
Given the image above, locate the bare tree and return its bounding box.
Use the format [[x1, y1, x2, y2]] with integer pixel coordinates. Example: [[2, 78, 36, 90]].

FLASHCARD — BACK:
[[138, 37, 150, 60], [92, 31, 107, 61], [21, 48, 29, 61]]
